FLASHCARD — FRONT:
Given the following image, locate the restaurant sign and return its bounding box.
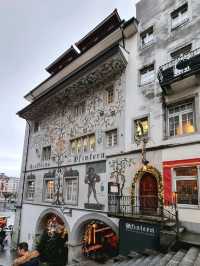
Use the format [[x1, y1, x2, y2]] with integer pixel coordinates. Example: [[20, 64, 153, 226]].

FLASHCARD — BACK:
[[119, 219, 160, 255]]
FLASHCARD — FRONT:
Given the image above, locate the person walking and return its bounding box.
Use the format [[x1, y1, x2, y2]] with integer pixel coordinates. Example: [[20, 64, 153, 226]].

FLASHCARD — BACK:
[[13, 242, 40, 266], [0, 227, 6, 250]]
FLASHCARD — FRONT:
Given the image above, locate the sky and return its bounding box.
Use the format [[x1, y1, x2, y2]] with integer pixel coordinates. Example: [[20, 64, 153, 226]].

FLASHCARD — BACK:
[[0, 0, 139, 177]]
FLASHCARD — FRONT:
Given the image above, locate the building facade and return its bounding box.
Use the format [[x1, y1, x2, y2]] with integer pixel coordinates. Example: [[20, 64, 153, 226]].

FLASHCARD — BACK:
[[0, 173, 19, 201], [15, 0, 200, 263]]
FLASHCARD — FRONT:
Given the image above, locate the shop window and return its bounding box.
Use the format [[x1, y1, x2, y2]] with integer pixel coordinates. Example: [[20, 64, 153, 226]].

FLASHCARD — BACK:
[[171, 3, 189, 30], [82, 221, 118, 258], [42, 146, 51, 161], [175, 166, 197, 176], [70, 134, 96, 154], [44, 180, 55, 201], [167, 101, 195, 137], [106, 129, 118, 147], [140, 26, 154, 48], [74, 101, 86, 117], [134, 116, 149, 139], [174, 166, 198, 205], [64, 178, 78, 204], [140, 64, 155, 85], [106, 86, 114, 104], [26, 176, 35, 200]]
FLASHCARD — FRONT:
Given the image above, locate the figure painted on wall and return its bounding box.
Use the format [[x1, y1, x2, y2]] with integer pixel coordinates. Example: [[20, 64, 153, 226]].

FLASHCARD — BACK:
[[85, 167, 100, 204]]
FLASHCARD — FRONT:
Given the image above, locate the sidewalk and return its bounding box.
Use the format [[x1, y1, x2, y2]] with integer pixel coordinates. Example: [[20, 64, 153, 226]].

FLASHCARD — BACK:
[[0, 232, 16, 266]]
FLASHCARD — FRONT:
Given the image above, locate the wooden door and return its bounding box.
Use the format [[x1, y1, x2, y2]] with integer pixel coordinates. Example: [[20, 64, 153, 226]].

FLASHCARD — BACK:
[[139, 173, 158, 213]]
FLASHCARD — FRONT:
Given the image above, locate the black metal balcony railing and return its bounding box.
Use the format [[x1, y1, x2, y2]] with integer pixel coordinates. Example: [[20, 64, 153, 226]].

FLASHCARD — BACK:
[[108, 194, 177, 223], [158, 47, 200, 90]]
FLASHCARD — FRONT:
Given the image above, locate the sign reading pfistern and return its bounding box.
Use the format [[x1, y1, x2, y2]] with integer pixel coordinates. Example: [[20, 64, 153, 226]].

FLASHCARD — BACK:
[[119, 219, 160, 255]]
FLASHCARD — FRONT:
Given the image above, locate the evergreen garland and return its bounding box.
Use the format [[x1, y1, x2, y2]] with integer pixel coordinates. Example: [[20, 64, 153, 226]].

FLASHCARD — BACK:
[[37, 230, 68, 266]]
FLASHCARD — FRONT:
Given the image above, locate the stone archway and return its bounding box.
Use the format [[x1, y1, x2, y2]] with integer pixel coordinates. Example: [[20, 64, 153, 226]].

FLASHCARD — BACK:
[[132, 165, 164, 208], [35, 208, 70, 236], [69, 213, 118, 262], [35, 208, 70, 265]]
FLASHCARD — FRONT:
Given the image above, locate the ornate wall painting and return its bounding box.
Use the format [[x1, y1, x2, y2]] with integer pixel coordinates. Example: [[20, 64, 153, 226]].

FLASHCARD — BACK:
[[28, 74, 125, 170], [84, 162, 106, 210], [109, 158, 136, 196]]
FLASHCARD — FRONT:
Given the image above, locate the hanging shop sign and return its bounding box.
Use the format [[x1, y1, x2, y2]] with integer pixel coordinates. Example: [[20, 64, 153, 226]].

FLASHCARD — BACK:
[[119, 219, 160, 255]]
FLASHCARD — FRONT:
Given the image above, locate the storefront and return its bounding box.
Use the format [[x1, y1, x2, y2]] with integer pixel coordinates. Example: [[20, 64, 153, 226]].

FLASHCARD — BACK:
[[82, 220, 118, 261], [163, 158, 200, 205]]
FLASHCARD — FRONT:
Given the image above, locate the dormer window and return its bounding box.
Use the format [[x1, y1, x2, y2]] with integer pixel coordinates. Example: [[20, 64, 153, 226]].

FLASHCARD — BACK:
[[171, 3, 189, 30], [140, 26, 154, 48]]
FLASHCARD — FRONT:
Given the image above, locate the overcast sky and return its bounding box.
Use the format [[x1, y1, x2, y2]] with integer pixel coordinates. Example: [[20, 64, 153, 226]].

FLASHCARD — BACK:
[[0, 0, 139, 177]]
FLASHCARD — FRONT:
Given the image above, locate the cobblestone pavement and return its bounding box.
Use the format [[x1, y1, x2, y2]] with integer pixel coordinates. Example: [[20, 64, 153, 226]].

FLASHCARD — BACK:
[[0, 232, 16, 266]]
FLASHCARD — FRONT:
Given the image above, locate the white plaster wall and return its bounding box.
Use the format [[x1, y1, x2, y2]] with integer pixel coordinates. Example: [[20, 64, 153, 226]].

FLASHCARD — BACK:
[[179, 208, 200, 223], [162, 144, 200, 162]]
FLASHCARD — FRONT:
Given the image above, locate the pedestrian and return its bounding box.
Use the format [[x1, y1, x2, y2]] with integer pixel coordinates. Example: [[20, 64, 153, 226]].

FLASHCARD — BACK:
[[0, 227, 6, 250], [13, 242, 40, 266]]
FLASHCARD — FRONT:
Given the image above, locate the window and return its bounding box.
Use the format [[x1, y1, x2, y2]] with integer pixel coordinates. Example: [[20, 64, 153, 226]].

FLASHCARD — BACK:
[[89, 134, 96, 151], [71, 134, 96, 153], [83, 136, 89, 153], [34, 122, 40, 133], [42, 146, 51, 161], [65, 178, 78, 204], [134, 117, 149, 139], [44, 180, 55, 201], [174, 166, 198, 205], [26, 176, 35, 200], [140, 26, 154, 48], [140, 64, 155, 85], [171, 44, 192, 59], [171, 44, 192, 76], [74, 101, 86, 117], [106, 86, 114, 104], [106, 129, 118, 147], [71, 139, 77, 154], [167, 101, 195, 137], [171, 3, 189, 30]]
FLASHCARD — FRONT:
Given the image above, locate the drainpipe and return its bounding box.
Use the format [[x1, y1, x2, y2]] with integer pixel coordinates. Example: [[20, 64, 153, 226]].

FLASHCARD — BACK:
[[16, 120, 31, 247], [119, 23, 130, 55], [120, 24, 126, 50]]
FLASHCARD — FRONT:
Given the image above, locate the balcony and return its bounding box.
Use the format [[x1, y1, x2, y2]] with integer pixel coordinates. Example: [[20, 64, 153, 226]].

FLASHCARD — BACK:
[[108, 195, 176, 224], [158, 47, 200, 94]]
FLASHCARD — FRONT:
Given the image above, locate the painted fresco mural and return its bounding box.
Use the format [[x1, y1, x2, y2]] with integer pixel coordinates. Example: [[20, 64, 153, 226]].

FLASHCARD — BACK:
[[108, 158, 136, 196], [84, 162, 106, 210], [28, 74, 125, 170]]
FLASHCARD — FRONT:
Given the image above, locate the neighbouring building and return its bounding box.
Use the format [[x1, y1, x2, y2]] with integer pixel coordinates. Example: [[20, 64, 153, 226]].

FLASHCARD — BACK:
[[0, 173, 19, 201], [14, 0, 200, 263]]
